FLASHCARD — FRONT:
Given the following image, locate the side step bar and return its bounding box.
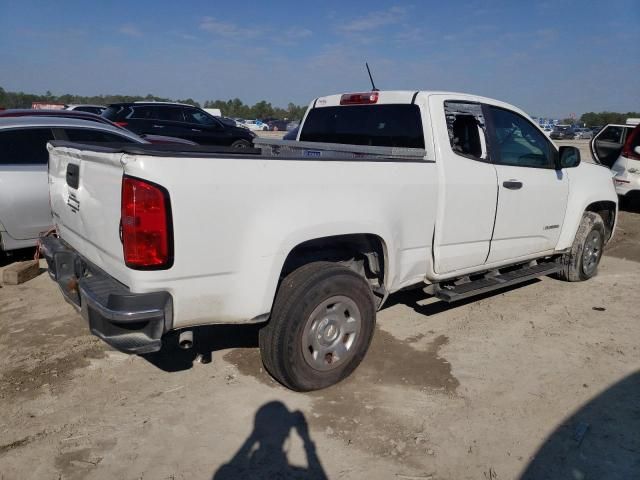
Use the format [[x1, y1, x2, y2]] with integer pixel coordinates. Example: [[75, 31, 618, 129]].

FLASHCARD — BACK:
[[432, 262, 561, 303]]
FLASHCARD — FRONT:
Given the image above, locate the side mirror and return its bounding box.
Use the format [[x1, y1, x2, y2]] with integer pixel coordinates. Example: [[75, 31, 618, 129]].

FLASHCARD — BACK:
[[559, 146, 581, 168], [635, 146, 640, 156]]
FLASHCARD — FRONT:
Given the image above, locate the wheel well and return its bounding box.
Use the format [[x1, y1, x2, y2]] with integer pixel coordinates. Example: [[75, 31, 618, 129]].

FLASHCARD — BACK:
[[280, 234, 387, 301], [585, 200, 616, 241]]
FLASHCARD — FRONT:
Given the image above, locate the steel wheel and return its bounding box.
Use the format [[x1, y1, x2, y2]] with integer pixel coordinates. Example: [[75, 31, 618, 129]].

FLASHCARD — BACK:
[[582, 229, 602, 276], [302, 295, 362, 372]]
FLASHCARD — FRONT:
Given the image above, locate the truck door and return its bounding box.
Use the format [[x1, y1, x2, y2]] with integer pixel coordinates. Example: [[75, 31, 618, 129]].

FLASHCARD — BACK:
[[0, 128, 55, 242], [484, 105, 568, 263], [431, 98, 498, 273]]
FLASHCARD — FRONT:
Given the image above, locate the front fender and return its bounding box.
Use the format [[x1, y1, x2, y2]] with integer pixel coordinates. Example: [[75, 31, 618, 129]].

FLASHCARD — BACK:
[[556, 163, 618, 251]]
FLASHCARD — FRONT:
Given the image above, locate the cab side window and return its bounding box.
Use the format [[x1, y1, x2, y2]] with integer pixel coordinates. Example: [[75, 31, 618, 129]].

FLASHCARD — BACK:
[[488, 106, 554, 168], [444, 101, 487, 161]]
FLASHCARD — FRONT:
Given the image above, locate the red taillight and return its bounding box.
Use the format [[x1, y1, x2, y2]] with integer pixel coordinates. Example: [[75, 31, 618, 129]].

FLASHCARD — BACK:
[[622, 126, 640, 160], [114, 121, 128, 128], [340, 92, 379, 105], [121, 176, 172, 269]]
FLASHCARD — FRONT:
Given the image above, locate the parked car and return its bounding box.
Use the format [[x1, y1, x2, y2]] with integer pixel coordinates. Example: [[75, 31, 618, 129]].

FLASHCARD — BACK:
[[43, 90, 616, 391], [268, 120, 289, 131], [102, 102, 256, 147], [242, 119, 269, 131], [0, 108, 116, 126], [0, 117, 147, 254], [574, 128, 593, 140], [592, 123, 640, 204], [286, 121, 300, 131], [550, 125, 575, 140], [590, 123, 636, 168], [0, 109, 196, 145], [542, 126, 553, 136], [283, 126, 298, 140], [65, 104, 107, 115]]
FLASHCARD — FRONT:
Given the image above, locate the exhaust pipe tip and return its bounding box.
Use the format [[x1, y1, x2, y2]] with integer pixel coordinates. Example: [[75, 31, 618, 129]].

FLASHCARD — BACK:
[[178, 330, 193, 350]]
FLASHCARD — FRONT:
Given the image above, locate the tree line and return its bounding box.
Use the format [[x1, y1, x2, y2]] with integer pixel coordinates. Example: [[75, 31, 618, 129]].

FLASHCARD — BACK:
[[0, 86, 307, 120], [559, 111, 640, 127], [203, 99, 307, 121], [1, 87, 636, 124]]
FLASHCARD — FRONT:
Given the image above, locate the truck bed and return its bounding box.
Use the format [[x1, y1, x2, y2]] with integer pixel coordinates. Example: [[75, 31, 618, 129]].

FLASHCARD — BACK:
[[47, 141, 437, 328]]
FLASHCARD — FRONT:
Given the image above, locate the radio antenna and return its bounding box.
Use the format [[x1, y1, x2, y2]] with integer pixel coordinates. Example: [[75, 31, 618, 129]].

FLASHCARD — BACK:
[[366, 62, 379, 91]]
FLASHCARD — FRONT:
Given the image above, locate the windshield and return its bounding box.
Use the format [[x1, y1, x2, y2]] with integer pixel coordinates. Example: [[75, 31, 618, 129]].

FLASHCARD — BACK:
[[300, 104, 425, 148]]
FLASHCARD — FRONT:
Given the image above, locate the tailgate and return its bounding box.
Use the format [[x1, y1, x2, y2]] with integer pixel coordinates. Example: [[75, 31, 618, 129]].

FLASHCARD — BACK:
[[48, 143, 126, 277]]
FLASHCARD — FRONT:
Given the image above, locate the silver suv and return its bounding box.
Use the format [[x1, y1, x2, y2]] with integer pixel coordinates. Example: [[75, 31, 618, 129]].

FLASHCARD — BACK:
[[0, 117, 144, 253]]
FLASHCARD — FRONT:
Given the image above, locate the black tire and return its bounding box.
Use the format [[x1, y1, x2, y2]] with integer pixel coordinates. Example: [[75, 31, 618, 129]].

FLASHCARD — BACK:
[[259, 262, 376, 391], [556, 212, 605, 282], [230, 139, 251, 148]]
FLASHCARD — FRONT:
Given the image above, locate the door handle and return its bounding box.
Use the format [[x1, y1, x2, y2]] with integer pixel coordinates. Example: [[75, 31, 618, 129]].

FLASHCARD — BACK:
[[191, 128, 201, 132], [503, 180, 523, 190], [152, 124, 164, 128]]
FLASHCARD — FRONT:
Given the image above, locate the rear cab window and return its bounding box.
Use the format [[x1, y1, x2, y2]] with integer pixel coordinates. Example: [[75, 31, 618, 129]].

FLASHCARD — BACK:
[[299, 104, 425, 148]]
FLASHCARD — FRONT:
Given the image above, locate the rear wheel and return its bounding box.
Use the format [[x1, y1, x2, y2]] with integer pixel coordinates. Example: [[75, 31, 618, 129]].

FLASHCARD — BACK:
[[230, 139, 251, 148], [556, 212, 605, 281], [259, 262, 376, 391]]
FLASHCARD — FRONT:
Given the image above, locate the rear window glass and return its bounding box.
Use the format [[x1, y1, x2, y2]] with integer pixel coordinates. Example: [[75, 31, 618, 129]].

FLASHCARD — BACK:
[[300, 104, 425, 148], [102, 105, 131, 121], [0, 128, 55, 165], [64, 128, 136, 143]]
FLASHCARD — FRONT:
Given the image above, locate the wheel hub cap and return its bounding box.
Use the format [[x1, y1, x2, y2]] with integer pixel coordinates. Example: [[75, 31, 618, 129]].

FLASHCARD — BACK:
[[582, 230, 602, 276], [302, 295, 362, 372]]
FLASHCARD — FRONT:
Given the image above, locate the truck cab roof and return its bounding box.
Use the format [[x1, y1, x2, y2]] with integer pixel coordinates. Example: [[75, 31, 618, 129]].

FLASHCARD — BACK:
[[310, 90, 535, 124]]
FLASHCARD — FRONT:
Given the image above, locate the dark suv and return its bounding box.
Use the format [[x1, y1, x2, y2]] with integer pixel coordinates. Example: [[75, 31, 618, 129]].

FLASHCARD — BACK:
[[102, 102, 256, 147], [549, 125, 575, 140]]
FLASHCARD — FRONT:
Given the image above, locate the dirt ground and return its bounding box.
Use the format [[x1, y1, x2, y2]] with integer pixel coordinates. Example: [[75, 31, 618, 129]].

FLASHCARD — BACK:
[[1, 208, 639, 480]]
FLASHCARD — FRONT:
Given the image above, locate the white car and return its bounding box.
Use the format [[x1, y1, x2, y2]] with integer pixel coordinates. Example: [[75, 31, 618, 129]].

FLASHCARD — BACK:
[[242, 119, 269, 131], [43, 90, 617, 391], [64, 104, 107, 115], [592, 123, 640, 202], [0, 117, 145, 254], [574, 128, 593, 140]]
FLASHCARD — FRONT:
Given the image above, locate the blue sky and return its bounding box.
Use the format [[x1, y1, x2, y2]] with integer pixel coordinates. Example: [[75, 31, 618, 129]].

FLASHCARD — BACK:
[[0, 0, 638, 117]]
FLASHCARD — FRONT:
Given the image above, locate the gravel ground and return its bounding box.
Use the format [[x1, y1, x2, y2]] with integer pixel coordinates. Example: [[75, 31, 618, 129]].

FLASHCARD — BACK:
[[0, 211, 638, 479]]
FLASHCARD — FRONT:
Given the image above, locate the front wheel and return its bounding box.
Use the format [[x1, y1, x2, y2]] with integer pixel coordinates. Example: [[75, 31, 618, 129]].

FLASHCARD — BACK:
[[556, 212, 606, 281], [259, 262, 376, 391]]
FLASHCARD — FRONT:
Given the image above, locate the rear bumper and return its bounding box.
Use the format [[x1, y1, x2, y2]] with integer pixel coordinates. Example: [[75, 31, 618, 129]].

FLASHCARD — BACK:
[[40, 236, 172, 354]]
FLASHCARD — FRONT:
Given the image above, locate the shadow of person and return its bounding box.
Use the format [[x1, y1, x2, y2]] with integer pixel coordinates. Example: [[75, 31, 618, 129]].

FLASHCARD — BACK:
[[520, 371, 640, 479], [213, 401, 328, 480]]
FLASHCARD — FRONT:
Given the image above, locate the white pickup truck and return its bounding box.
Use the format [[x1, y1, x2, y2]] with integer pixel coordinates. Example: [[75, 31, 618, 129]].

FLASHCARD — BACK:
[[42, 90, 617, 391]]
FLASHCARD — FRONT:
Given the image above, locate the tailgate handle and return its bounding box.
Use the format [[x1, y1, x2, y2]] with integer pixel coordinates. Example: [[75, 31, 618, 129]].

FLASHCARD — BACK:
[[502, 180, 523, 190], [66, 163, 80, 189]]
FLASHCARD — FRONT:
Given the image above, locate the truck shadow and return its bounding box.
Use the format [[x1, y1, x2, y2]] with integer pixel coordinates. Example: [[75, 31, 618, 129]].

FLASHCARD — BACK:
[[143, 280, 538, 373], [520, 371, 640, 479], [211, 400, 328, 480]]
